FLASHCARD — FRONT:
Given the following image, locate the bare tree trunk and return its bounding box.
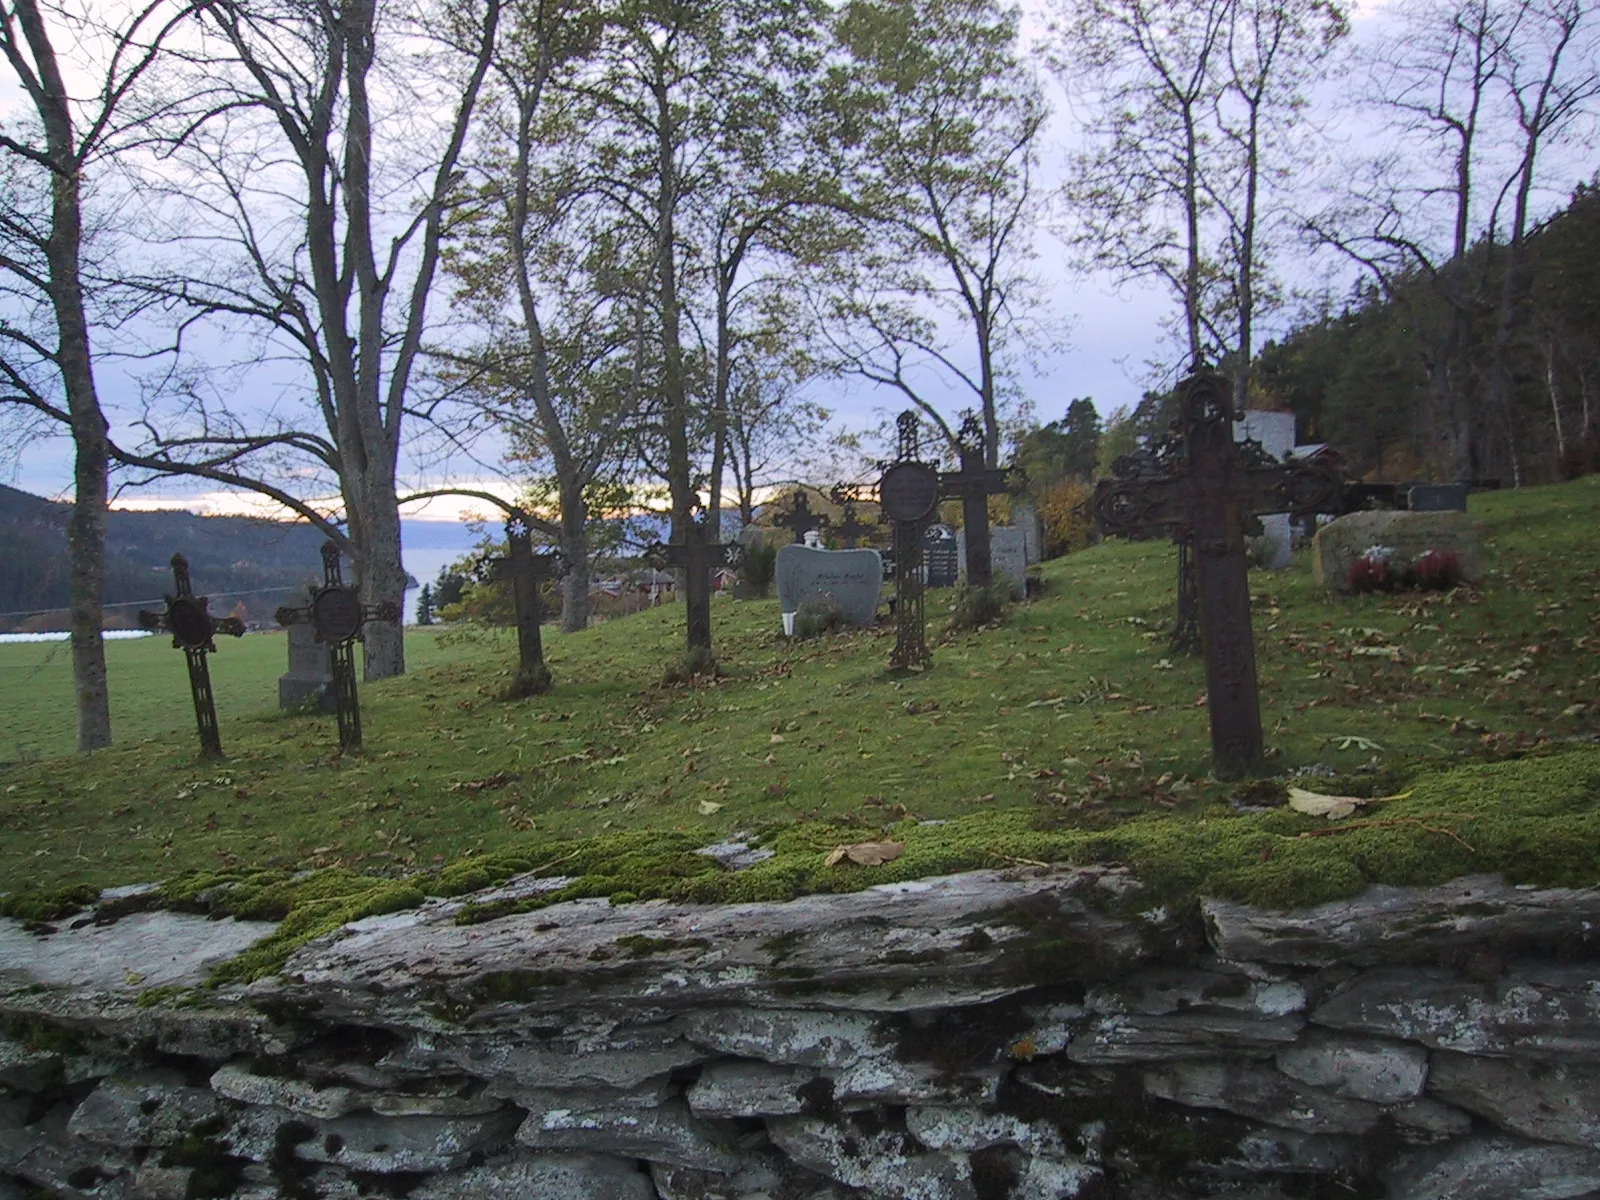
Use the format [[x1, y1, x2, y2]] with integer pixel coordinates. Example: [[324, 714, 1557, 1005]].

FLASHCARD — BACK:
[[558, 492, 589, 633], [1544, 339, 1566, 461], [12, 0, 111, 750]]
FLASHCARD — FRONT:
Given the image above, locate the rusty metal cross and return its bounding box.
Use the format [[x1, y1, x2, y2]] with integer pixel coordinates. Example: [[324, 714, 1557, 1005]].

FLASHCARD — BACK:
[[475, 508, 567, 695], [938, 414, 1016, 588], [1091, 371, 1341, 776], [644, 522, 745, 656], [274, 542, 400, 753], [878, 411, 940, 670], [139, 553, 245, 759], [829, 485, 873, 549], [771, 489, 829, 545]]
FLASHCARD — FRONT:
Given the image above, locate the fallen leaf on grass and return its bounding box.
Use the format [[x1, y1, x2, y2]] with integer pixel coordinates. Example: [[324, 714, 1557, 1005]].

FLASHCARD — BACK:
[[697, 799, 724, 815], [1287, 787, 1412, 820], [770, 734, 786, 745], [825, 840, 905, 867], [451, 771, 523, 793]]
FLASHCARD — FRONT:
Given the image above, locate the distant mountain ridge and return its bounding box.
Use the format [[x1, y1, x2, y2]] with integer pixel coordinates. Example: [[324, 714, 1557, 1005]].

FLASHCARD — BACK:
[[0, 484, 333, 631]]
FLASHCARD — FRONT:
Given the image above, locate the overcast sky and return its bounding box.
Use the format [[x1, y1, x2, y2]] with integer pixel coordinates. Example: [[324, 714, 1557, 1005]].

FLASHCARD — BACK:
[[4, 0, 1590, 524]]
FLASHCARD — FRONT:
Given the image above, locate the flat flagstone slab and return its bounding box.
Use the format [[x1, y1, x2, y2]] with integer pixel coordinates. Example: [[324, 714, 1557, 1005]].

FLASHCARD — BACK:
[[0, 909, 277, 992]]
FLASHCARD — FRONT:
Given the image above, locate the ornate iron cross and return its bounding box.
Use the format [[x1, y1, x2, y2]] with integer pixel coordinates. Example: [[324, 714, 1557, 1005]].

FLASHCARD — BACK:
[[938, 414, 1016, 588], [475, 508, 567, 695], [138, 553, 245, 759], [274, 542, 401, 753], [829, 485, 873, 549], [878, 411, 939, 670], [644, 521, 746, 655], [771, 489, 829, 545], [1091, 371, 1341, 776]]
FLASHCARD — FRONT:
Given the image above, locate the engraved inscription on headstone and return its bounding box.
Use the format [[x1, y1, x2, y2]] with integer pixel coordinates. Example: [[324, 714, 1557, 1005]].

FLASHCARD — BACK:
[[274, 542, 401, 753], [1091, 371, 1342, 776], [923, 524, 959, 587], [138, 553, 245, 759], [776, 545, 883, 628]]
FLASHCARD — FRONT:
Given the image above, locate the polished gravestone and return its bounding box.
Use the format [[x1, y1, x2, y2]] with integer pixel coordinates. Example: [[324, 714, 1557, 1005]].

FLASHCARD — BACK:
[[923, 524, 959, 587], [776, 545, 883, 629]]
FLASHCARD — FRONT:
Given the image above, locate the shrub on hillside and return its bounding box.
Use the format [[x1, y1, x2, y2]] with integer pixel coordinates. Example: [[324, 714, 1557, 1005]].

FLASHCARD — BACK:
[[793, 596, 846, 640], [946, 581, 1014, 633], [1040, 479, 1094, 558]]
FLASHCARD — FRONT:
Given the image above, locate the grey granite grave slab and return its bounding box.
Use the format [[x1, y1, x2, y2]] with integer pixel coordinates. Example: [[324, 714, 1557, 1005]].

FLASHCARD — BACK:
[[776, 545, 882, 627], [279, 616, 335, 711], [958, 526, 1027, 595]]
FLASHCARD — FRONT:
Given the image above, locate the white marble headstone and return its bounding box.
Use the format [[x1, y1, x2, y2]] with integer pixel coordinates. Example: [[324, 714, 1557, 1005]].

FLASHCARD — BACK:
[[1235, 410, 1297, 569]]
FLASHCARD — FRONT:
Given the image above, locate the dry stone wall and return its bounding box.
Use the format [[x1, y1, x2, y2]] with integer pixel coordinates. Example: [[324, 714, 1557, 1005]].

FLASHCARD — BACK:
[[3, 867, 1600, 1199]]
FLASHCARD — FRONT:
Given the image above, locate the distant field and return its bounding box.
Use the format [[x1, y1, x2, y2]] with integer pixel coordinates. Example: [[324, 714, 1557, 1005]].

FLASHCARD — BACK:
[[0, 629, 463, 761]]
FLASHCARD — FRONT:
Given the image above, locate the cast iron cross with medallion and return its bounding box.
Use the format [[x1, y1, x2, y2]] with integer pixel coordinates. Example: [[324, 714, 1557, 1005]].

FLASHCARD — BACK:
[[476, 508, 566, 696], [772, 489, 828, 545], [829, 485, 873, 549], [879, 411, 940, 670], [645, 522, 745, 657], [938, 414, 1015, 588], [274, 542, 401, 753], [138, 553, 245, 759], [1091, 371, 1341, 776]]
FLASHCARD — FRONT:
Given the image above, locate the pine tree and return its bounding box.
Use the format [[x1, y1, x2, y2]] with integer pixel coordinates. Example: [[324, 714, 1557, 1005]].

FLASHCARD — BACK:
[[415, 583, 435, 626]]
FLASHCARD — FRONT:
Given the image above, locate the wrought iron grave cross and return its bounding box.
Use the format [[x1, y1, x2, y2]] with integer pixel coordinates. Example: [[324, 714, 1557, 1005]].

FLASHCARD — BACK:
[[475, 509, 567, 695], [1091, 371, 1341, 776], [829, 485, 873, 549], [879, 411, 940, 670], [138, 553, 245, 758], [644, 522, 746, 655], [938, 414, 1016, 588], [274, 542, 401, 753], [771, 489, 829, 544]]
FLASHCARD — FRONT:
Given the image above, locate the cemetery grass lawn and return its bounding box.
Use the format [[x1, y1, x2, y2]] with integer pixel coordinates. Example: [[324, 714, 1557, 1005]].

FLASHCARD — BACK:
[[1, 475, 1598, 982], [0, 630, 464, 763]]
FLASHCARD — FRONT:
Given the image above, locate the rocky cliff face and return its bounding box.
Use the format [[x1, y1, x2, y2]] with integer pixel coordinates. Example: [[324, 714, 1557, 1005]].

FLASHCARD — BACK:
[[2, 866, 1599, 1198]]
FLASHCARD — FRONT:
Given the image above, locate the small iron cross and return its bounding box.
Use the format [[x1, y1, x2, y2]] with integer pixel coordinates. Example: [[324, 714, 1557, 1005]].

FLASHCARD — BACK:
[[1091, 371, 1341, 776], [829, 485, 873, 549], [938, 413, 1016, 588], [878, 411, 940, 670], [644, 522, 745, 654], [476, 508, 567, 695], [771, 489, 829, 545], [274, 541, 401, 753], [138, 553, 245, 759]]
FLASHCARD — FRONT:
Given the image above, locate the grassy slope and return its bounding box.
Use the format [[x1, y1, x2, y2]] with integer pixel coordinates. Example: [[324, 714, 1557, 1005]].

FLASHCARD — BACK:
[[0, 630, 463, 763], [1, 477, 1597, 977]]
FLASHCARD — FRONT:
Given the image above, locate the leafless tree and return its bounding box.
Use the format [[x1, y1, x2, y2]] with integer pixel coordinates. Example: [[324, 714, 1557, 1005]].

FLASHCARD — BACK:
[[0, 0, 192, 750], [117, 0, 502, 679]]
